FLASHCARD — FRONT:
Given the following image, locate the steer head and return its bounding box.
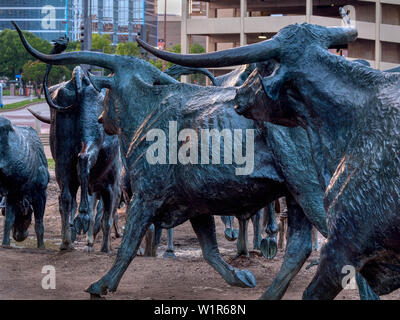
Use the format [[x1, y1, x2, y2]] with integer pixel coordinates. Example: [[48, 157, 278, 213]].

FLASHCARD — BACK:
[[43, 66, 84, 113], [12, 21, 178, 138], [12, 198, 33, 242], [134, 15, 357, 130]]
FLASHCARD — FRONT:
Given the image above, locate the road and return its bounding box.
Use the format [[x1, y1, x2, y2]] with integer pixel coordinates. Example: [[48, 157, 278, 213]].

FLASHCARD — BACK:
[[1, 101, 50, 134], [0, 101, 52, 158]]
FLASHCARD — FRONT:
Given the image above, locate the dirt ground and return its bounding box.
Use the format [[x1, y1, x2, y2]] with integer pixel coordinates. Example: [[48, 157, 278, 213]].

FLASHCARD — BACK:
[[0, 170, 399, 300]]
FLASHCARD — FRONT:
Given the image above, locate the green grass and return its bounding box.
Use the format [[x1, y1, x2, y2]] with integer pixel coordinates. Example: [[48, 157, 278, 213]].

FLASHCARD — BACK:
[[2, 90, 10, 96], [47, 158, 55, 170], [0, 98, 45, 111]]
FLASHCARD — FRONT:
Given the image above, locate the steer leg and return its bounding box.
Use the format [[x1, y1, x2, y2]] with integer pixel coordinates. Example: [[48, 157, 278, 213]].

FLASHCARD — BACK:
[[163, 228, 176, 258], [190, 214, 256, 288], [260, 195, 312, 300], [112, 209, 122, 238], [59, 185, 78, 251], [312, 227, 320, 251], [251, 210, 262, 250], [2, 200, 15, 246], [302, 240, 351, 300], [143, 224, 156, 256], [221, 216, 238, 241], [236, 217, 249, 257], [86, 197, 153, 297], [93, 199, 103, 239], [32, 189, 46, 249], [260, 203, 279, 259], [84, 194, 97, 253], [99, 186, 118, 253]]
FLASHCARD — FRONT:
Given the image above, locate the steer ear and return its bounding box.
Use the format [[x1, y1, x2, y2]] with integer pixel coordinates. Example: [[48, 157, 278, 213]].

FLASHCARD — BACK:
[[259, 64, 288, 100], [87, 72, 115, 92]]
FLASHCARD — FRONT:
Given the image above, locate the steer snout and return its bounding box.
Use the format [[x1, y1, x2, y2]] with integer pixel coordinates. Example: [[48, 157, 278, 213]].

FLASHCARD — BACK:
[[12, 204, 32, 242], [13, 229, 29, 242]]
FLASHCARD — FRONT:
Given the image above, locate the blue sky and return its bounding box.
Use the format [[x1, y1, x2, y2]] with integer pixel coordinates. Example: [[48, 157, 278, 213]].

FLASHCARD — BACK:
[[158, 0, 181, 15]]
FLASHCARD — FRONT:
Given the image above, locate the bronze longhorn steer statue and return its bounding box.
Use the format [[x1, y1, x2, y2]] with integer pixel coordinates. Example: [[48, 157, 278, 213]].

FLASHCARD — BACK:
[[13, 20, 374, 300], [144, 17, 400, 299]]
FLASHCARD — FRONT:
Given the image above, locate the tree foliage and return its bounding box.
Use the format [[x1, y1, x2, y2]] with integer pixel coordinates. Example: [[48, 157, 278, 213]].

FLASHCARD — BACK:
[[22, 60, 71, 97], [23, 61, 70, 86], [0, 29, 52, 79], [149, 43, 206, 75], [66, 40, 81, 52], [92, 34, 115, 54], [116, 41, 141, 57]]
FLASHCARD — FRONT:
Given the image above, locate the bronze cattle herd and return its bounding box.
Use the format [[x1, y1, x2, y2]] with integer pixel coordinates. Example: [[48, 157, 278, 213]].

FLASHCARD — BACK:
[[0, 9, 399, 299]]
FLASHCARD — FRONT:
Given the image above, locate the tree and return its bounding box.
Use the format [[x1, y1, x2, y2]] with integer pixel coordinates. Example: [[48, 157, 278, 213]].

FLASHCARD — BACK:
[[116, 42, 141, 57], [22, 61, 71, 98], [151, 43, 206, 84], [66, 40, 81, 52], [0, 29, 52, 79], [92, 34, 115, 54], [190, 43, 205, 54]]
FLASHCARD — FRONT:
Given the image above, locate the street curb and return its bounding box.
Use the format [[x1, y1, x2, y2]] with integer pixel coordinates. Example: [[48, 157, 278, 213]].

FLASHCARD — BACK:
[[0, 100, 46, 113]]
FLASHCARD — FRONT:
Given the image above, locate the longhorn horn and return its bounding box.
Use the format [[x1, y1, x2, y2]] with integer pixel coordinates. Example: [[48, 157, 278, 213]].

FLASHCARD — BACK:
[[43, 63, 77, 112], [27, 108, 51, 124], [136, 36, 280, 68], [12, 21, 120, 71], [326, 25, 358, 47], [326, 8, 358, 47]]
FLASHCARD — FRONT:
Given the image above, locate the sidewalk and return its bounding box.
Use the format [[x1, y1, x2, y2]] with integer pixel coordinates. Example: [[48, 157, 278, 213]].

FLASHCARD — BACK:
[[2, 96, 30, 104]]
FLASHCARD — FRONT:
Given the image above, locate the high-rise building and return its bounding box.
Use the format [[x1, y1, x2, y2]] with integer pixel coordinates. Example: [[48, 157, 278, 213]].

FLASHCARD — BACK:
[[0, 0, 158, 46], [78, 0, 158, 46], [0, 0, 72, 41]]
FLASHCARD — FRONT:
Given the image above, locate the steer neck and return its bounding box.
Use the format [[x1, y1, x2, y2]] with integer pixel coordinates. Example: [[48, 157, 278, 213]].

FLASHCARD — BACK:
[[295, 52, 399, 187]]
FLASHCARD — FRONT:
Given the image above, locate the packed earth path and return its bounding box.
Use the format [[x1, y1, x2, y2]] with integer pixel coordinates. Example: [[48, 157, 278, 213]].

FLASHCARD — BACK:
[[1, 169, 400, 300]]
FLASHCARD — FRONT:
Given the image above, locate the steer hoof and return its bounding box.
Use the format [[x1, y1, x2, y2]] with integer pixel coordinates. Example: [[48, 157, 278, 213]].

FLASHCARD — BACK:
[[86, 276, 117, 297], [253, 239, 262, 251], [232, 269, 256, 288], [235, 251, 250, 259], [75, 214, 90, 234], [260, 236, 277, 260], [86, 281, 108, 297], [84, 244, 94, 253], [2, 240, 11, 247], [224, 228, 239, 241], [71, 227, 77, 243], [137, 247, 145, 256], [305, 259, 319, 270], [60, 243, 74, 251], [163, 249, 176, 259], [90, 293, 106, 300]]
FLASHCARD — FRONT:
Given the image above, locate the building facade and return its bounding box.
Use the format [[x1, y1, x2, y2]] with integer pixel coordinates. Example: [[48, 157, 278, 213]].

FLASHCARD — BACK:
[[87, 0, 158, 45], [181, 0, 400, 75], [157, 14, 206, 49], [0, 0, 72, 42], [0, 0, 158, 46]]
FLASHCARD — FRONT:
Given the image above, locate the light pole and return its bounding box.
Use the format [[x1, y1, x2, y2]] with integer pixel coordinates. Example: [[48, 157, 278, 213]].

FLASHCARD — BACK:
[[162, 0, 167, 71]]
